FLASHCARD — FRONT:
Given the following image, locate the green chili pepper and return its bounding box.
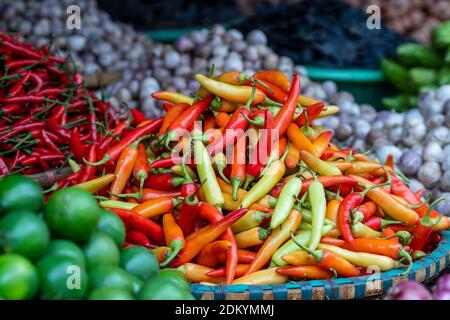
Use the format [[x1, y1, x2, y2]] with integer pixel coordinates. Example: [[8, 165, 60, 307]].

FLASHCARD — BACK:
[[240, 159, 285, 209], [270, 177, 302, 229], [271, 225, 333, 267], [193, 130, 224, 209], [308, 178, 326, 250], [212, 152, 230, 183]]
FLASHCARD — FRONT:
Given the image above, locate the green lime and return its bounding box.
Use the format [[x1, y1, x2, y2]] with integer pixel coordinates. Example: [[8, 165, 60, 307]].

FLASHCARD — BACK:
[[0, 175, 43, 215], [45, 187, 101, 242], [88, 265, 134, 292], [159, 268, 190, 292], [137, 277, 193, 300], [83, 232, 119, 269], [0, 210, 50, 260], [45, 239, 86, 268], [88, 288, 134, 300], [120, 245, 159, 281], [36, 255, 88, 300], [96, 209, 126, 246], [0, 254, 38, 300]]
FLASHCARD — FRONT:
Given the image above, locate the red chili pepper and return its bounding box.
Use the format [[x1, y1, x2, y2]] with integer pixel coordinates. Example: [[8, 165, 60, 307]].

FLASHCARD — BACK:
[[410, 199, 442, 252], [46, 106, 71, 140], [163, 96, 214, 146], [246, 109, 274, 184], [20, 154, 65, 166], [150, 157, 181, 169], [294, 102, 325, 127], [98, 122, 129, 152], [86, 98, 97, 144], [2, 40, 44, 60], [143, 173, 186, 190], [70, 127, 85, 162], [0, 157, 9, 176], [9, 70, 31, 97], [389, 173, 440, 218], [78, 145, 97, 183], [130, 108, 148, 126], [111, 208, 164, 243], [273, 73, 300, 137], [171, 208, 247, 268], [41, 130, 63, 156], [126, 229, 155, 248], [320, 237, 346, 246], [0, 121, 45, 142], [0, 104, 22, 117], [363, 216, 402, 231], [177, 182, 199, 236], [337, 182, 388, 245], [86, 117, 162, 165], [352, 201, 378, 222]]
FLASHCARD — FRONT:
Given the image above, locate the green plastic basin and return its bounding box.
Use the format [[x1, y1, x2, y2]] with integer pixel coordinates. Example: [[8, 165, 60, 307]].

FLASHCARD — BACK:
[[305, 66, 394, 109]]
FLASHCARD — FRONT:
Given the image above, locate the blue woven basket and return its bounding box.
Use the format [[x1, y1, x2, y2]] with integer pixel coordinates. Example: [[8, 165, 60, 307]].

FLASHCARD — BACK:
[[191, 231, 450, 300]]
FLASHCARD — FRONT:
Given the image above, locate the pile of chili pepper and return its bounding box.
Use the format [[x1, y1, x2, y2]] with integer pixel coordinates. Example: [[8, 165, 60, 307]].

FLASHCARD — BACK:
[[66, 69, 449, 286], [0, 31, 130, 182]]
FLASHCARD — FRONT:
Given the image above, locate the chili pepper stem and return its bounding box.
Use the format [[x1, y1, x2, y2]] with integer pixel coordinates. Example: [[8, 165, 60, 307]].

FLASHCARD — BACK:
[[160, 240, 184, 267], [399, 247, 413, 275]]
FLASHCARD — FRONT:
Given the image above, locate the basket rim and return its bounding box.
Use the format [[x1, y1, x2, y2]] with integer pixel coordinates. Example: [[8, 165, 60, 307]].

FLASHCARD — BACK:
[[191, 230, 450, 299], [305, 66, 385, 83]]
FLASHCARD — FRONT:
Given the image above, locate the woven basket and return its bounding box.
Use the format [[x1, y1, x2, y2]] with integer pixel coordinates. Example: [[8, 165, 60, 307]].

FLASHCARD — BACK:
[[191, 231, 450, 300]]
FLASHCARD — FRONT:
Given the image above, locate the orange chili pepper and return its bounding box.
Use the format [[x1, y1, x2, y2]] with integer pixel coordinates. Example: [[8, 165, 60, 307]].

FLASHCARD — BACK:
[[109, 140, 139, 200], [281, 251, 317, 266], [160, 213, 185, 267], [287, 123, 316, 154], [198, 202, 239, 284], [159, 103, 189, 135], [211, 99, 238, 113], [320, 237, 346, 246], [215, 112, 231, 128], [203, 115, 217, 132], [178, 263, 224, 283], [245, 209, 301, 275], [350, 175, 419, 225], [132, 196, 180, 218], [276, 266, 333, 280], [132, 143, 150, 200], [312, 131, 333, 158], [252, 70, 291, 93], [346, 161, 382, 174], [171, 208, 247, 267], [326, 198, 341, 223], [290, 236, 360, 277], [235, 227, 270, 249], [196, 240, 231, 267], [285, 142, 300, 169]]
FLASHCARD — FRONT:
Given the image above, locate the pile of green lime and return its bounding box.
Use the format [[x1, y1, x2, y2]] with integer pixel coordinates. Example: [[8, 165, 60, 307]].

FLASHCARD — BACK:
[[0, 174, 193, 300], [381, 21, 450, 111]]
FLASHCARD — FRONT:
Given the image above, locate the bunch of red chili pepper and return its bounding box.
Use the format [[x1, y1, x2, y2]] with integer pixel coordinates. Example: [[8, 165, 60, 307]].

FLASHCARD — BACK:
[[0, 31, 132, 183], [66, 68, 448, 286]]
